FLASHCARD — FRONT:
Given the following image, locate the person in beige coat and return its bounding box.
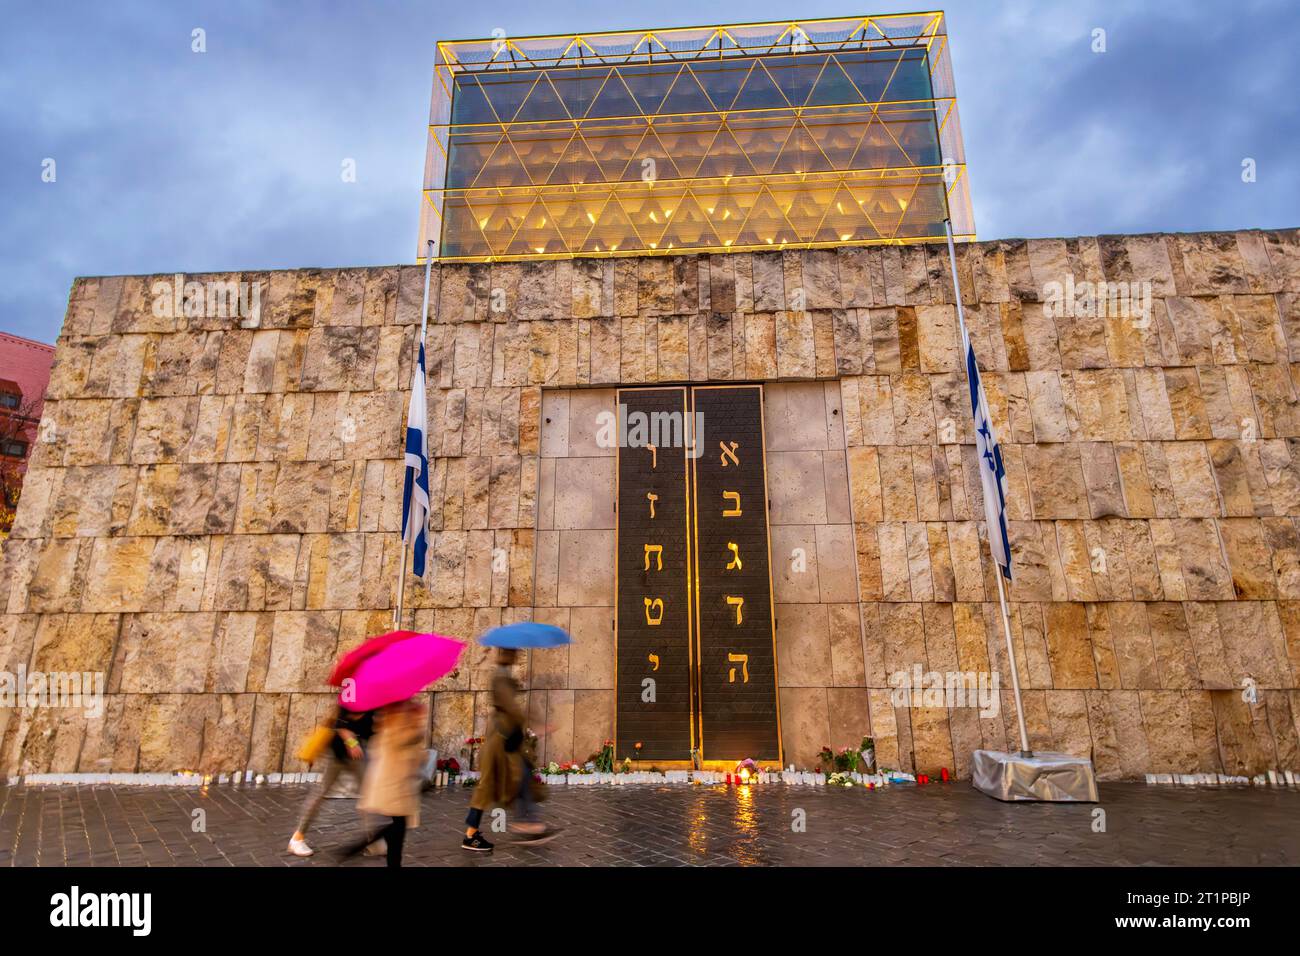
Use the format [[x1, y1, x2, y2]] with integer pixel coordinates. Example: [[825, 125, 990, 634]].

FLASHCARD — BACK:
[[340, 697, 426, 866], [463, 648, 552, 851]]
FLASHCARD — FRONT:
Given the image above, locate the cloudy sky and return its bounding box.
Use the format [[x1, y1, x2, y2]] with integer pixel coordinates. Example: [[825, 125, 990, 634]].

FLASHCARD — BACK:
[[2, 0, 1296, 343]]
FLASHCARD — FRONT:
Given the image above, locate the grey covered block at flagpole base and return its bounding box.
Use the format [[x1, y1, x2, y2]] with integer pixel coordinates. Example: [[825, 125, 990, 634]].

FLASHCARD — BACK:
[[972, 750, 1099, 802]]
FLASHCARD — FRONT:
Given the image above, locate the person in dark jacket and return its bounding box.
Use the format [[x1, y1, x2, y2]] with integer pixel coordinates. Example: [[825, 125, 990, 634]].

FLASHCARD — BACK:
[[288, 706, 376, 857]]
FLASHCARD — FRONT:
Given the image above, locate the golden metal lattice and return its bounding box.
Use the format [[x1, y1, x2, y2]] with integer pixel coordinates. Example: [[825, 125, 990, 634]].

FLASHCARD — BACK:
[[419, 13, 973, 261]]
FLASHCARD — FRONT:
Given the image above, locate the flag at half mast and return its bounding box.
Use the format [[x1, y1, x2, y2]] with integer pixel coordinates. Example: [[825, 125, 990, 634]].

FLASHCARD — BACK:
[[400, 340, 430, 578], [961, 320, 1013, 579]]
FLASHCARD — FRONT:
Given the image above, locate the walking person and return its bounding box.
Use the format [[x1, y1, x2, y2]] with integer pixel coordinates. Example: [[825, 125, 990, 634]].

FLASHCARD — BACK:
[[340, 697, 427, 867], [288, 706, 378, 858], [463, 647, 552, 851]]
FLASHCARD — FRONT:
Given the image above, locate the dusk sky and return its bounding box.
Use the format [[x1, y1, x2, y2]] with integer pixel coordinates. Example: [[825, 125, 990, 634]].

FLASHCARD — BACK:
[[2, 0, 1296, 344]]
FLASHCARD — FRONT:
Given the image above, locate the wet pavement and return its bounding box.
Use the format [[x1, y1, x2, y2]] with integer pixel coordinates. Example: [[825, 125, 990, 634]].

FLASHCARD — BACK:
[[0, 779, 1295, 867]]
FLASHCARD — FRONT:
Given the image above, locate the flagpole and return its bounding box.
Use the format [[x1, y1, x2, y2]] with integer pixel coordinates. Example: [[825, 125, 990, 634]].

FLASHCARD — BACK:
[[944, 219, 1032, 757], [394, 240, 435, 627]]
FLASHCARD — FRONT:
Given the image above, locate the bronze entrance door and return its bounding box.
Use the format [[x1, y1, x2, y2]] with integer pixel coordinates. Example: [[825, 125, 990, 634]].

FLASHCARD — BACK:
[[615, 385, 782, 764]]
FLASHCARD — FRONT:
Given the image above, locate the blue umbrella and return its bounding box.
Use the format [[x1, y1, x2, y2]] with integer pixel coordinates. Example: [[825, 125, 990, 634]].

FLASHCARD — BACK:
[[480, 621, 572, 648]]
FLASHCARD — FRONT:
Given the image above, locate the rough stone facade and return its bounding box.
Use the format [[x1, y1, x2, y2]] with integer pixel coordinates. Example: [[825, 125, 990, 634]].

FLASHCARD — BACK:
[[3, 229, 1300, 780]]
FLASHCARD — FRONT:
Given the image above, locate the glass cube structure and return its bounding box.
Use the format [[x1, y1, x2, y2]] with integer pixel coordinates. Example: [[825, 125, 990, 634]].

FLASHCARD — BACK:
[[419, 13, 972, 261]]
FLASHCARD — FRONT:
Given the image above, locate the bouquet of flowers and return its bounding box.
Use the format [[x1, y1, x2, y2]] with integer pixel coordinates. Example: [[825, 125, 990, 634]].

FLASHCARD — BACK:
[[592, 739, 615, 773], [860, 736, 876, 772], [436, 756, 461, 779], [817, 744, 865, 779]]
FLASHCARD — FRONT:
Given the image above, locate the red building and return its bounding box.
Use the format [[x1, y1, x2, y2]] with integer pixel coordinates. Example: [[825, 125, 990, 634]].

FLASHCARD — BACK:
[[0, 331, 56, 532]]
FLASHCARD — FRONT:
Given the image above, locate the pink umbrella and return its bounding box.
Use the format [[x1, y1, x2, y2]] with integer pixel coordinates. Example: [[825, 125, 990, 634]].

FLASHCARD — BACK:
[[329, 630, 419, 688], [337, 632, 466, 711]]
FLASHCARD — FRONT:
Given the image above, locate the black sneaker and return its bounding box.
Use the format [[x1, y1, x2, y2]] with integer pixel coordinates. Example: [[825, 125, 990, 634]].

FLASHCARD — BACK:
[[462, 832, 494, 852]]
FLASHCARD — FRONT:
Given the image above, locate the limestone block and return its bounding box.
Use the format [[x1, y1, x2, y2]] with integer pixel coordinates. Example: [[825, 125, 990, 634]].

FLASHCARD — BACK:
[[1023, 444, 1089, 518], [1146, 519, 1188, 598], [865, 687, 904, 770], [878, 601, 926, 677], [891, 373, 935, 445], [1082, 604, 1119, 689], [903, 523, 932, 601], [854, 375, 893, 445], [427, 690, 474, 764], [902, 703, 952, 777], [774, 310, 815, 379], [1011, 602, 1053, 690], [777, 687, 830, 769], [1045, 689, 1093, 758], [853, 524, 883, 603], [1170, 518, 1233, 600], [1217, 601, 1292, 687], [569, 689, 614, 762], [867, 307, 901, 373], [1053, 521, 1097, 601], [875, 523, 909, 601], [1024, 372, 1069, 442], [820, 603, 863, 688], [1162, 441, 1221, 516], [1078, 443, 1125, 518], [845, 446, 882, 522], [556, 529, 613, 607], [636, 258, 675, 317], [1144, 602, 1199, 689], [1019, 301, 1062, 370], [835, 247, 874, 309], [1173, 233, 1251, 295], [1041, 602, 1097, 689], [1139, 690, 1202, 773], [80, 537, 153, 612], [770, 525, 819, 604], [811, 525, 856, 604], [138, 694, 216, 772], [1084, 689, 1149, 779], [1217, 518, 1275, 599], [1119, 235, 1177, 296], [553, 457, 615, 530], [24, 613, 115, 678], [765, 382, 828, 451], [129, 397, 197, 464], [1261, 517, 1300, 598], [1177, 602, 1229, 691], [768, 450, 829, 525], [1208, 689, 1272, 775], [751, 251, 785, 311], [525, 608, 569, 690], [653, 314, 687, 382], [703, 255, 734, 314], [116, 612, 216, 694], [566, 606, 614, 691], [812, 310, 837, 379], [875, 447, 916, 522], [775, 603, 832, 687]]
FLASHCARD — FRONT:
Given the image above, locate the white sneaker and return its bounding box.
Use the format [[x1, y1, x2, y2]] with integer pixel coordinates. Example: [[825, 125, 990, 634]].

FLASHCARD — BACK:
[[364, 839, 388, 857], [288, 837, 314, 857]]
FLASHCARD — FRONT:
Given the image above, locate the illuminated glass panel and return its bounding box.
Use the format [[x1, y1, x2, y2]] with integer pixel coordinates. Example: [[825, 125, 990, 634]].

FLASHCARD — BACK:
[[421, 13, 973, 260]]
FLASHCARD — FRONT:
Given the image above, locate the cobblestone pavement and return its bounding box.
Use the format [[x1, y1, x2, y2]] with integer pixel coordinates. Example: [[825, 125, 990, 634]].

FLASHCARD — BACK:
[[0, 780, 1295, 867]]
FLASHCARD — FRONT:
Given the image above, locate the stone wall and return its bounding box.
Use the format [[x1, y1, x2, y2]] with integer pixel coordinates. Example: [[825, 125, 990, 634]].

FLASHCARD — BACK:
[[3, 228, 1300, 779]]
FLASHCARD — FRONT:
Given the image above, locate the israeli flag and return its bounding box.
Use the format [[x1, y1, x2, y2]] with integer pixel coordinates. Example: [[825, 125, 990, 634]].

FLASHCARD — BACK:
[[401, 340, 430, 578], [961, 321, 1013, 580]]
